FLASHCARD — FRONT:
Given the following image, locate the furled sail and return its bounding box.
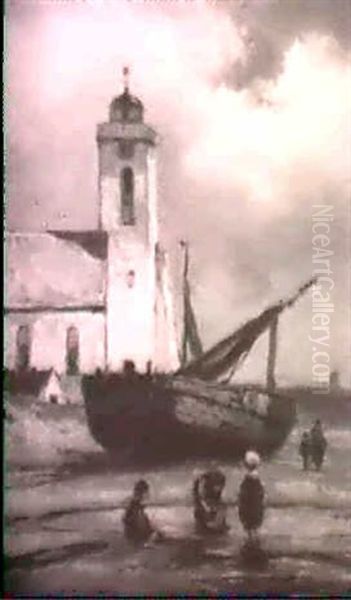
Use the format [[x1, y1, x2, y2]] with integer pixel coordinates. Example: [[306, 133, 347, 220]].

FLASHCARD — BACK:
[[182, 279, 203, 362], [180, 241, 203, 367], [178, 277, 317, 381], [266, 313, 279, 391]]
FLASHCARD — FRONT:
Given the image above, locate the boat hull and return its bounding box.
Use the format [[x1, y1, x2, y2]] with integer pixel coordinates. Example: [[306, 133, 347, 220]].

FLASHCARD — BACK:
[[82, 373, 296, 463]]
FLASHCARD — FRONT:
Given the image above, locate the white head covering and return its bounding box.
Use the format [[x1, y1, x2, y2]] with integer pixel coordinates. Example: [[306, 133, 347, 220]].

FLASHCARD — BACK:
[[244, 450, 261, 469]]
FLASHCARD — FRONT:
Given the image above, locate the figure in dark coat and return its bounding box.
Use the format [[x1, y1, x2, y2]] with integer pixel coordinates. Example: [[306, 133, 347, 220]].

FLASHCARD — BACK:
[[123, 479, 156, 543], [310, 420, 327, 471], [238, 451, 265, 541], [299, 431, 312, 471], [193, 469, 228, 535]]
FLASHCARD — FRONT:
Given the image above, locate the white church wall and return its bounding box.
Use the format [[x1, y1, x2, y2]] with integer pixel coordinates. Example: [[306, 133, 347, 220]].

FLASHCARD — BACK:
[[98, 116, 163, 373], [5, 311, 106, 374], [154, 248, 180, 372], [106, 236, 156, 372], [147, 148, 159, 251]]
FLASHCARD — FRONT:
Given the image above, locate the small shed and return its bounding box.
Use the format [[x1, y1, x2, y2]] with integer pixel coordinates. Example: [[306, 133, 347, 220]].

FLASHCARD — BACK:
[[39, 369, 65, 405]]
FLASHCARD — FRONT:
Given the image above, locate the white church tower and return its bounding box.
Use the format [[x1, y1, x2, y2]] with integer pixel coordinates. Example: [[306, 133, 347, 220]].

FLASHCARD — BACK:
[[97, 69, 179, 373]]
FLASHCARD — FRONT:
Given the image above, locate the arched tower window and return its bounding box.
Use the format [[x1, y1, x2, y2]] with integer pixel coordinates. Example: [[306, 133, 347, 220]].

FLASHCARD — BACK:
[[120, 167, 135, 225], [16, 325, 31, 371], [66, 326, 80, 375], [126, 269, 135, 288]]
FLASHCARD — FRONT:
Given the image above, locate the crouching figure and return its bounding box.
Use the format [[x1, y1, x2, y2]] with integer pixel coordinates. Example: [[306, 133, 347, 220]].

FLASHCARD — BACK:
[[193, 469, 229, 535], [123, 479, 163, 544]]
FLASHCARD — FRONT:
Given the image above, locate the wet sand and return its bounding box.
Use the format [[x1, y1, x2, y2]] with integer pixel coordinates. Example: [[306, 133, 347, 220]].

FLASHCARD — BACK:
[[5, 464, 351, 595], [7, 524, 351, 595]]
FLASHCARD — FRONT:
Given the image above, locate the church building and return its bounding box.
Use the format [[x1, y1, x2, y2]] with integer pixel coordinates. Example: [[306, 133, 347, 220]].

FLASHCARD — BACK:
[[5, 72, 179, 375]]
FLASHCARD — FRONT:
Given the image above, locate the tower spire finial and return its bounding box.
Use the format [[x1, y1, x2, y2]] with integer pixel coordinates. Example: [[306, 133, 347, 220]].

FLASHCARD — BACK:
[[122, 66, 130, 92]]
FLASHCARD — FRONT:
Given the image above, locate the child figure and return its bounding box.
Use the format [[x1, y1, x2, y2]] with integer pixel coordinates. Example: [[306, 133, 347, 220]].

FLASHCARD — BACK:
[[123, 479, 162, 543], [238, 451, 265, 542], [193, 469, 229, 535]]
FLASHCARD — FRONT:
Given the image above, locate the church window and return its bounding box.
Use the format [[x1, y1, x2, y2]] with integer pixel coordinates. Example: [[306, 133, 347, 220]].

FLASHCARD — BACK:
[[120, 167, 135, 225], [16, 325, 31, 371], [126, 269, 135, 288], [66, 326, 79, 375]]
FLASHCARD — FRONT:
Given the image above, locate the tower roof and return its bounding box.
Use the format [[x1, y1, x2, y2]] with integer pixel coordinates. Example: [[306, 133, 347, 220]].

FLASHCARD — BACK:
[[109, 67, 144, 123]]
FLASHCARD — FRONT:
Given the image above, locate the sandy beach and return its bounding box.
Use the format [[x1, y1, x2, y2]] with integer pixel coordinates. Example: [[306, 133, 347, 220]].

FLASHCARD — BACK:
[[4, 396, 351, 596]]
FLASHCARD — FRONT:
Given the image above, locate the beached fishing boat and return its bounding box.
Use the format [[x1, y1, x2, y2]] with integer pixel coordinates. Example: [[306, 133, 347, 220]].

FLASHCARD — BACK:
[[82, 244, 316, 462]]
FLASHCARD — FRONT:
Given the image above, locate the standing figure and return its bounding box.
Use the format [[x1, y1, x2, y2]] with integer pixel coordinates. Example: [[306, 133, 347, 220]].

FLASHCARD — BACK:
[[238, 451, 265, 542], [310, 420, 327, 471], [123, 479, 161, 543], [299, 431, 312, 471], [193, 469, 228, 535]]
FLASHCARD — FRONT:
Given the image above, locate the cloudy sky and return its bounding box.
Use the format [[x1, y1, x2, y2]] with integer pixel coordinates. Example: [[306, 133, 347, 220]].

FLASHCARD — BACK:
[[6, 0, 351, 386]]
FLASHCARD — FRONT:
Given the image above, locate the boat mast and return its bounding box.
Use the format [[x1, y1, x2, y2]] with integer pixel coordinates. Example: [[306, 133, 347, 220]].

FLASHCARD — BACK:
[[265, 278, 318, 391], [180, 240, 189, 368], [266, 314, 278, 391]]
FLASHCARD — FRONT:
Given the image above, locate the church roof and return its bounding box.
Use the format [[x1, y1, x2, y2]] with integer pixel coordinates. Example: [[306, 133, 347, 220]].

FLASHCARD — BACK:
[[5, 232, 106, 310], [48, 231, 108, 260]]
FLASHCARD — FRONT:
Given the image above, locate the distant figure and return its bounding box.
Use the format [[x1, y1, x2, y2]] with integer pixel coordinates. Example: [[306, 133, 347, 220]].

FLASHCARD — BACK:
[[310, 420, 327, 471], [123, 479, 163, 544], [145, 361, 153, 378], [329, 370, 340, 393], [299, 431, 312, 471], [238, 451, 265, 541], [123, 360, 137, 380], [193, 469, 228, 535]]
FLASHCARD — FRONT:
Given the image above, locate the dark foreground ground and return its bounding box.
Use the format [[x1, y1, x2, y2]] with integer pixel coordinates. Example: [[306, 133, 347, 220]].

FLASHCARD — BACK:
[[5, 514, 351, 596]]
